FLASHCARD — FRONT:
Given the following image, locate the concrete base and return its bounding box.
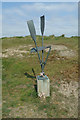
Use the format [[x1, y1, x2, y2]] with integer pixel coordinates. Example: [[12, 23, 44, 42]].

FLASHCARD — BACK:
[[37, 75, 50, 97]]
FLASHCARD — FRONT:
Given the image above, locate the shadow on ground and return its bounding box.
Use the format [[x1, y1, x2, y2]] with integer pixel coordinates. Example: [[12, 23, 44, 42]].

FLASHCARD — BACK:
[[24, 72, 36, 78], [24, 68, 36, 78], [24, 68, 37, 93]]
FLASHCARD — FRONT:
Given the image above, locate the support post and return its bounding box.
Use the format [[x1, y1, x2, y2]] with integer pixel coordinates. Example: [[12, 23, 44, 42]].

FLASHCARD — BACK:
[[37, 75, 50, 97]]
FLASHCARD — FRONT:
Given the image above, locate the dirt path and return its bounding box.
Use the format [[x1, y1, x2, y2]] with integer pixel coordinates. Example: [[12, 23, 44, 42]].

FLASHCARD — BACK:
[[2, 45, 77, 58]]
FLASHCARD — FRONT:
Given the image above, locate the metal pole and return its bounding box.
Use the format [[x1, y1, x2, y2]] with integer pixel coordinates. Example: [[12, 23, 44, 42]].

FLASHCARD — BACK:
[[42, 35, 44, 72], [43, 46, 51, 70], [34, 41, 42, 66]]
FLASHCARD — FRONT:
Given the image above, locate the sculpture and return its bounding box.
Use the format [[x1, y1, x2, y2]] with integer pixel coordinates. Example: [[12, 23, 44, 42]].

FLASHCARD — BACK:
[[27, 15, 51, 97]]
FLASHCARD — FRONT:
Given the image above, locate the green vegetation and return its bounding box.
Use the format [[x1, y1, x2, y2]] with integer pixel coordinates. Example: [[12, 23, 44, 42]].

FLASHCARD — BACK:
[[2, 35, 78, 118]]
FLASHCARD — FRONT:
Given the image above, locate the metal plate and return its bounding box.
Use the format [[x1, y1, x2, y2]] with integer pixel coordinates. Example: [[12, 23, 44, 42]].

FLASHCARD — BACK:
[[27, 20, 36, 42], [40, 15, 45, 35]]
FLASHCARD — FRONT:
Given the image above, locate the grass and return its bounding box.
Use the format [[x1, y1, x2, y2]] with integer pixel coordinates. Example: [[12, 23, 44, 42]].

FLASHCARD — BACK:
[[2, 35, 78, 118]]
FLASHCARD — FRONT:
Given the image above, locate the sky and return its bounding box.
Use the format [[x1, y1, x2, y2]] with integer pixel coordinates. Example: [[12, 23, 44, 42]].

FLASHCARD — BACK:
[[1, 2, 78, 37], [0, 0, 79, 2]]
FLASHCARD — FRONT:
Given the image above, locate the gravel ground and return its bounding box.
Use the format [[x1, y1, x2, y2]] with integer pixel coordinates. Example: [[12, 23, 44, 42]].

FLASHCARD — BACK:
[[2, 45, 77, 58], [7, 80, 78, 118]]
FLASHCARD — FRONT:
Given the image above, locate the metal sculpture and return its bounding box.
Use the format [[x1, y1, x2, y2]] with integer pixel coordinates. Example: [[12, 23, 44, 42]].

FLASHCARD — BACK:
[[27, 15, 51, 97], [27, 15, 51, 76]]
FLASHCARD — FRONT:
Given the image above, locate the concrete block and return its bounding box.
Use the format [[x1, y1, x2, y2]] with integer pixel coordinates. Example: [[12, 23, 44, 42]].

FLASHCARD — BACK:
[[37, 75, 50, 97]]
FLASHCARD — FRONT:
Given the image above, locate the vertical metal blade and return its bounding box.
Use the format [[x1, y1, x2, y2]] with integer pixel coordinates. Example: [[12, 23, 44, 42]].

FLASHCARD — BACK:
[[27, 20, 36, 42], [27, 20, 41, 65], [40, 15, 45, 35]]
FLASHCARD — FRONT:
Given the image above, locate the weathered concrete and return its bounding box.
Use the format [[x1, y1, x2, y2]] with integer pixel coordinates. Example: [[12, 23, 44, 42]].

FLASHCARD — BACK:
[[37, 75, 50, 97]]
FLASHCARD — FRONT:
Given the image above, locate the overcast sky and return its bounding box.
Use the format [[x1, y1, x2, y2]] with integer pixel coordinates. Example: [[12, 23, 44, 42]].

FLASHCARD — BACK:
[[1, 2, 78, 37]]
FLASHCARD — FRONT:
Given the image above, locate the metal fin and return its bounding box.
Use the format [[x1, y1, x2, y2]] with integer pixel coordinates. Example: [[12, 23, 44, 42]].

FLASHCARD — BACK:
[[40, 15, 45, 35], [27, 20, 36, 42]]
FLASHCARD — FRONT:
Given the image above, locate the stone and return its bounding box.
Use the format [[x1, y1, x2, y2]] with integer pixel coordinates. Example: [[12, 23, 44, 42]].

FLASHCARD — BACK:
[[37, 75, 50, 97]]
